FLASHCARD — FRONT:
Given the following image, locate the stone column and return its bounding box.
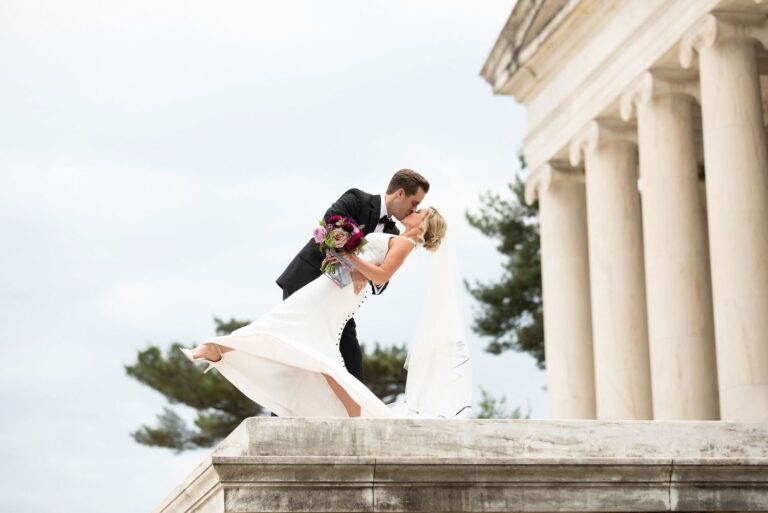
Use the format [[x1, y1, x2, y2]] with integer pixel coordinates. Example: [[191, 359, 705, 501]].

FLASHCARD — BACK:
[[620, 70, 719, 420], [762, 75, 768, 136], [681, 13, 768, 420], [570, 120, 653, 420], [526, 162, 596, 419]]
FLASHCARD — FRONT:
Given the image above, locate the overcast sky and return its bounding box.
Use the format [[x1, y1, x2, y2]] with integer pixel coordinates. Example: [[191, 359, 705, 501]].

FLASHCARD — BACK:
[[0, 1, 545, 511]]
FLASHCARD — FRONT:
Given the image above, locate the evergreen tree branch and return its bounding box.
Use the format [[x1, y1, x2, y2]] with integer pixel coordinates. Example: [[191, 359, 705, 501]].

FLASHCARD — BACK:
[[465, 157, 545, 368]]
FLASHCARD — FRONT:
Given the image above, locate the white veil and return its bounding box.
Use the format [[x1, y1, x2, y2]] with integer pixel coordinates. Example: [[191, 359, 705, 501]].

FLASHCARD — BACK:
[[388, 235, 473, 418]]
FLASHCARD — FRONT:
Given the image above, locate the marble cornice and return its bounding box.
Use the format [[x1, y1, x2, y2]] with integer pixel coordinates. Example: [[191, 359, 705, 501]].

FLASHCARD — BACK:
[[520, 0, 722, 173], [481, 0, 606, 101], [482, 0, 768, 174], [499, 0, 615, 102], [480, 0, 552, 91]]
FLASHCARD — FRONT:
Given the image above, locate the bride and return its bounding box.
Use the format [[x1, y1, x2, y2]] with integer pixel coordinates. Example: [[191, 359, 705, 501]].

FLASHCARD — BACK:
[[181, 207, 466, 418]]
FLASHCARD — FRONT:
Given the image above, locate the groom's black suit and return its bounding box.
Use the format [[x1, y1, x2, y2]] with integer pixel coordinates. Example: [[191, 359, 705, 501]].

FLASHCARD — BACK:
[[276, 188, 400, 383]]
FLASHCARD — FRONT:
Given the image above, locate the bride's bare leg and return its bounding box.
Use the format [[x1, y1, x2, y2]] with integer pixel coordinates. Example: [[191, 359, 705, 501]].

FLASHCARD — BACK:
[[191, 343, 233, 362], [322, 373, 361, 417]]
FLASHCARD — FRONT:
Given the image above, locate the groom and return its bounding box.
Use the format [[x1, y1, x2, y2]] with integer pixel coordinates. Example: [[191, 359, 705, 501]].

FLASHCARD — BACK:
[[276, 168, 430, 383]]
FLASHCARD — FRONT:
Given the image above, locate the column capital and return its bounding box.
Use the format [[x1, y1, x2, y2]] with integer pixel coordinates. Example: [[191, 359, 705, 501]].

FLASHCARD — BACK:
[[680, 12, 768, 69], [525, 161, 584, 205], [569, 119, 637, 167], [620, 69, 700, 121]]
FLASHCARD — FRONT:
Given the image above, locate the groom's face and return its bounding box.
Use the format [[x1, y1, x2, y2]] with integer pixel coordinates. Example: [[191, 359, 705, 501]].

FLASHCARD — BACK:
[[392, 186, 427, 221]]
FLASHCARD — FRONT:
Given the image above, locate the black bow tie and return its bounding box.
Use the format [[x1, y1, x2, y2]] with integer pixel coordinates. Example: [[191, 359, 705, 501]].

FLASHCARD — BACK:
[[378, 215, 397, 232]]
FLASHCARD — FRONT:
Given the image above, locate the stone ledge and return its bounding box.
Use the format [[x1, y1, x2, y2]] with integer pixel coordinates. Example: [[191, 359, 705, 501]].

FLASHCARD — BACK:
[[240, 418, 768, 458], [154, 419, 768, 513]]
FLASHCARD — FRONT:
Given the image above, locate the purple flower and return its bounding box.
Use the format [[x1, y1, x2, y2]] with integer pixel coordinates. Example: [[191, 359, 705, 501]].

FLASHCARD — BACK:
[[313, 226, 327, 243]]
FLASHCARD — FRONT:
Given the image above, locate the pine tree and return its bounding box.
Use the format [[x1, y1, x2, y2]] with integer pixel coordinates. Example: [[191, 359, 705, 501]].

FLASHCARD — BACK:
[[465, 154, 545, 368], [474, 387, 532, 419], [361, 342, 407, 404]]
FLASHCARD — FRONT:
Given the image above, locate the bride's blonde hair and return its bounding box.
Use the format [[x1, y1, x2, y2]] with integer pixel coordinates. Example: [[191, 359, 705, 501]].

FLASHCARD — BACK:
[[418, 207, 447, 252]]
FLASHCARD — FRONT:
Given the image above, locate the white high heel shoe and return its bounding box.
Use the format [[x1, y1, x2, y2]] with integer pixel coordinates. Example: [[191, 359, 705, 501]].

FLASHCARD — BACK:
[[179, 343, 223, 374]]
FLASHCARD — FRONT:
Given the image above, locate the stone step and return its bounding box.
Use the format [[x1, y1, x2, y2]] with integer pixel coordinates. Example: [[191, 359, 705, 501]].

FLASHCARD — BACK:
[[154, 419, 768, 513]]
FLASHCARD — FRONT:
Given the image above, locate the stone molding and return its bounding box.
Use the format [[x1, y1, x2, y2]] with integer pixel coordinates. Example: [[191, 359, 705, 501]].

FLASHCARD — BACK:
[[680, 12, 768, 69], [165, 456, 768, 513], [495, 0, 606, 102], [518, 0, 721, 172], [524, 161, 584, 205], [569, 119, 637, 167], [620, 69, 700, 122], [155, 418, 768, 513], [480, 0, 589, 98]]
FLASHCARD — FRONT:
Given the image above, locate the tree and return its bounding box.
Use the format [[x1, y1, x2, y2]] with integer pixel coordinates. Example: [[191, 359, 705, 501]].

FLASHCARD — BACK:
[[126, 317, 259, 452], [474, 387, 532, 419], [464, 154, 545, 368], [126, 316, 407, 452], [361, 342, 408, 404]]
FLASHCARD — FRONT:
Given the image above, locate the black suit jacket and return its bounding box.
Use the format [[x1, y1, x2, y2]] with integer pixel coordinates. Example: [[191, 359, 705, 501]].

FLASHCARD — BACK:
[[276, 188, 401, 297]]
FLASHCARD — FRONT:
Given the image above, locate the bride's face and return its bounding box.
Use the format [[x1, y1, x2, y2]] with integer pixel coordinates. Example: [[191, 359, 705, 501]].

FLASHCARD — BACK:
[[401, 208, 430, 230]]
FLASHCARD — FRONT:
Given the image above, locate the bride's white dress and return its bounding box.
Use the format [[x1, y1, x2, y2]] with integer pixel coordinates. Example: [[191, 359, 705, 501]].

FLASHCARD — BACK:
[[203, 232, 472, 418]]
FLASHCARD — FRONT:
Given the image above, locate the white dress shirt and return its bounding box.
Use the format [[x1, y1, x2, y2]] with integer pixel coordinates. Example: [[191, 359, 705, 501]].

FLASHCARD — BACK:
[[371, 194, 391, 293], [373, 194, 390, 233]]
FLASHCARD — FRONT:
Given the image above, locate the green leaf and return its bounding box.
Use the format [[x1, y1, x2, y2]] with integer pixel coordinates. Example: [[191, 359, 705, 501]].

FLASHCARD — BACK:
[[474, 387, 531, 419], [360, 342, 407, 404], [464, 154, 545, 369]]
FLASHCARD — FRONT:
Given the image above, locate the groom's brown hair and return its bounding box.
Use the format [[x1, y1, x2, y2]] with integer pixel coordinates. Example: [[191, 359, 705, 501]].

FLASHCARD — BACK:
[[387, 169, 430, 196]]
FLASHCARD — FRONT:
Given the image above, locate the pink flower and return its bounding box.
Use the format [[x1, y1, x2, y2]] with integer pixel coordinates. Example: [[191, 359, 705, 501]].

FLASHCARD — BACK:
[[313, 227, 327, 243], [330, 228, 349, 248]]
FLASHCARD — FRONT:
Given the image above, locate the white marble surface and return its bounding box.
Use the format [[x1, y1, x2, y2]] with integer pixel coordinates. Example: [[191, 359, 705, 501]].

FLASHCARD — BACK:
[[155, 418, 768, 512], [530, 163, 596, 419], [682, 14, 768, 420], [483, 0, 768, 423], [571, 121, 652, 421], [483, 0, 725, 171], [622, 71, 719, 420]]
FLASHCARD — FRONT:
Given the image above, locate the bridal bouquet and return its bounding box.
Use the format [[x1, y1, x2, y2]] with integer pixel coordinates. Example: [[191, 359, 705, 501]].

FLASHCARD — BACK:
[[313, 216, 368, 287]]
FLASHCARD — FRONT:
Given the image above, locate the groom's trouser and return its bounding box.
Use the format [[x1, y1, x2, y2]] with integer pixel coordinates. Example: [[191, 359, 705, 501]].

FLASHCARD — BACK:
[[337, 319, 364, 381], [270, 287, 364, 417]]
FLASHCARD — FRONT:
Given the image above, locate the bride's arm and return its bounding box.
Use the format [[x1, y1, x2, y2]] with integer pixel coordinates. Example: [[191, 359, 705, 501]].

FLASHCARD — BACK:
[[343, 238, 412, 286]]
